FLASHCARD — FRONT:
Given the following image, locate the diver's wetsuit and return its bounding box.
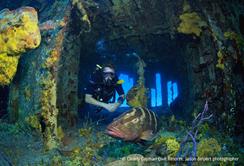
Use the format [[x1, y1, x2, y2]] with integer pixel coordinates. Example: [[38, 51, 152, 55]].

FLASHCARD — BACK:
[[84, 70, 124, 111]]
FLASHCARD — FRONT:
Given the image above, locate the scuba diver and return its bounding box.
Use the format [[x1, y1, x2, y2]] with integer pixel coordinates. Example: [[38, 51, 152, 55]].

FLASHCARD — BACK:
[[84, 64, 125, 113]]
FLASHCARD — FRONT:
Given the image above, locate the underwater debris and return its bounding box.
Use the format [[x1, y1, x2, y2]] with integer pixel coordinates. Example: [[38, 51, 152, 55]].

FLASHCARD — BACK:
[[126, 54, 147, 107], [126, 84, 147, 108], [106, 107, 158, 141], [0, 7, 41, 85]]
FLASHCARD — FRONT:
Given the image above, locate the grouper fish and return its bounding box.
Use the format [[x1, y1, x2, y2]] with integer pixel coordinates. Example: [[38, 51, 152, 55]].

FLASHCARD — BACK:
[[106, 107, 158, 141]]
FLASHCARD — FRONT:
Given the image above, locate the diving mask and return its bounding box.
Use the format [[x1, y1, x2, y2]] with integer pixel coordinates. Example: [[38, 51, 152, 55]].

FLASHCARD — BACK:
[[103, 67, 115, 86]]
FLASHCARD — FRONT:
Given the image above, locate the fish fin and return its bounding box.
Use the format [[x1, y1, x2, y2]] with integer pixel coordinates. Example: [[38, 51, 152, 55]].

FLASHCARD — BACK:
[[140, 130, 154, 141]]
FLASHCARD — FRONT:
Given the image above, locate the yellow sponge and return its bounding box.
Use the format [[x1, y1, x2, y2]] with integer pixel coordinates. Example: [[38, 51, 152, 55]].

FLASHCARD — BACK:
[[0, 53, 20, 85], [0, 7, 41, 85], [177, 12, 206, 37]]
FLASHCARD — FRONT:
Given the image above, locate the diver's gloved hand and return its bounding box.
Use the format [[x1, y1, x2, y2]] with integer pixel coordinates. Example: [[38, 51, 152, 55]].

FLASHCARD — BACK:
[[104, 102, 121, 112]]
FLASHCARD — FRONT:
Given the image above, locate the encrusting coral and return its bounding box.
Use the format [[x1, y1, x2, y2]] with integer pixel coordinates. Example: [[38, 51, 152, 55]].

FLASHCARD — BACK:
[[197, 138, 221, 157], [177, 12, 206, 37], [165, 138, 180, 157], [72, 0, 91, 32], [57, 126, 65, 141], [0, 53, 20, 85], [39, 21, 66, 150], [0, 7, 41, 85], [148, 134, 180, 157], [56, 131, 107, 166], [23, 86, 32, 101], [126, 54, 147, 107], [154, 135, 175, 146], [79, 127, 92, 137], [25, 115, 42, 132], [111, 0, 131, 17], [44, 29, 65, 69], [224, 31, 244, 49], [216, 50, 225, 70], [40, 73, 59, 150]]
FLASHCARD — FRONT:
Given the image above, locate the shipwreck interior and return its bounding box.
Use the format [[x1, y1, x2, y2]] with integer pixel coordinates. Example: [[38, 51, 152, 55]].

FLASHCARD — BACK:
[[58, 0, 198, 122], [0, 0, 243, 165], [77, 32, 190, 119]]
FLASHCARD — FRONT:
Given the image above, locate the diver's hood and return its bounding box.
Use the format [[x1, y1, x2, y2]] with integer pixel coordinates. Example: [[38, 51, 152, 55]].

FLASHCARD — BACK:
[[103, 67, 115, 73]]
